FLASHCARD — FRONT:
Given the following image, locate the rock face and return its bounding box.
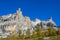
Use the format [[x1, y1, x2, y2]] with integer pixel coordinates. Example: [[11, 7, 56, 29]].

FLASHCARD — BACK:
[[31, 17, 56, 29], [0, 8, 57, 38]]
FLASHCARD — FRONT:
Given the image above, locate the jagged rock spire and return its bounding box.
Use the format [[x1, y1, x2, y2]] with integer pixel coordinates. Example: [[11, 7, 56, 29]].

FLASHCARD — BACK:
[[47, 17, 56, 26], [16, 8, 22, 16], [18, 8, 21, 11], [16, 8, 23, 21], [48, 17, 52, 22]]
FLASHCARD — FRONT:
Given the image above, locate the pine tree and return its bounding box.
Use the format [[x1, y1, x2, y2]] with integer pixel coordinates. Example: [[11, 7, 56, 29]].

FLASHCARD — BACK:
[[26, 29, 30, 39]]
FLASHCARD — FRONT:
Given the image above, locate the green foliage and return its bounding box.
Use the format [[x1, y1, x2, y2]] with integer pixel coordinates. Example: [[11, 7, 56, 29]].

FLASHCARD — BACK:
[[57, 28, 60, 35], [0, 28, 59, 40], [18, 30, 24, 39], [48, 28, 56, 36], [26, 29, 30, 37], [38, 37, 44, 40], [32, 29, 38, 38]]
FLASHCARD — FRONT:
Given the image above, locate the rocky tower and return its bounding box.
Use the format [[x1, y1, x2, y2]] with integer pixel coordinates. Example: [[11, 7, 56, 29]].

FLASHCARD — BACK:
[[16, 8, 23, 22]]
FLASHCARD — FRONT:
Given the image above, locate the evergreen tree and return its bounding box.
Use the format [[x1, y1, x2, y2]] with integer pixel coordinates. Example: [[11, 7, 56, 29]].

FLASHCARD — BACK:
[[26, 29, 30, 39]]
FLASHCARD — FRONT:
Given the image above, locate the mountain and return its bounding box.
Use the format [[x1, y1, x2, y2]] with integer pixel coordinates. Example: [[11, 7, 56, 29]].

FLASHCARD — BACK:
[[0, 8, 57, 38]]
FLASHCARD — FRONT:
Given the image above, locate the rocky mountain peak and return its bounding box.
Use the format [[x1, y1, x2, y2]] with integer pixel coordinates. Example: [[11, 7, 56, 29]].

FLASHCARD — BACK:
[[0, 8, 57, 38]]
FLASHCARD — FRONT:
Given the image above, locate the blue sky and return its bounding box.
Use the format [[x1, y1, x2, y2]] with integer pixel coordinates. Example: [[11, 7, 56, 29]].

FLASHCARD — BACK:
[[0, 0, 60, 26]]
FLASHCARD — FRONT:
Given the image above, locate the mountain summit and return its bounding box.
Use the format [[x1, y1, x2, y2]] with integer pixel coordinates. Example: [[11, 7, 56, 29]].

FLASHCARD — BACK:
[[0, 8, 57, 38]]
